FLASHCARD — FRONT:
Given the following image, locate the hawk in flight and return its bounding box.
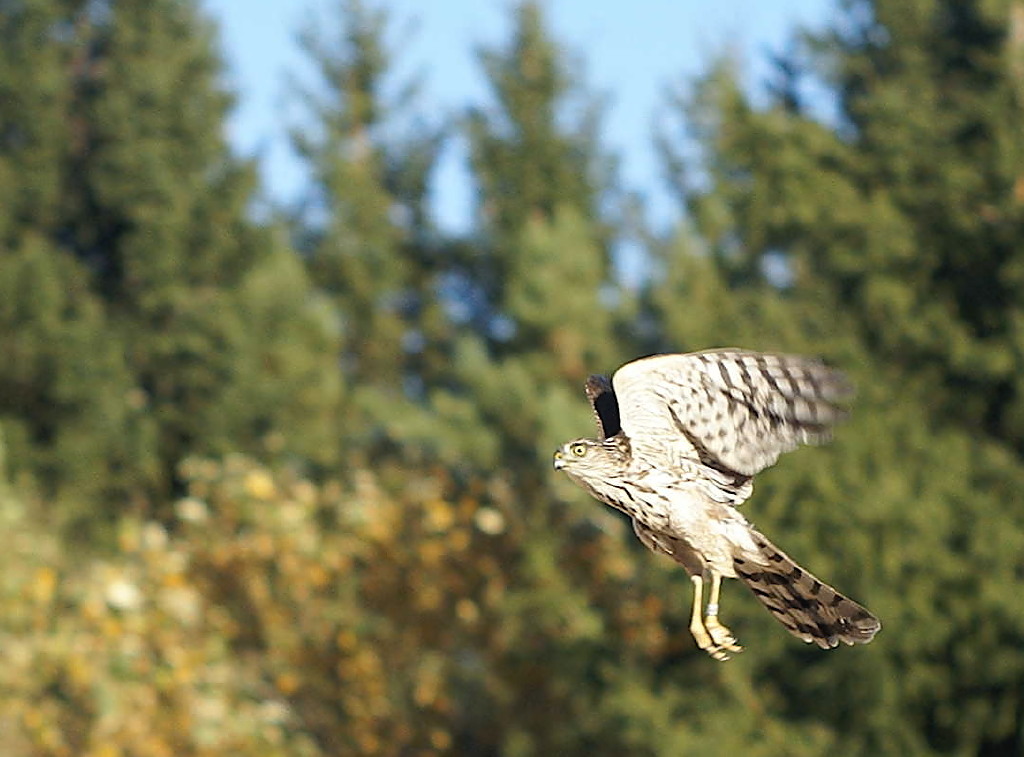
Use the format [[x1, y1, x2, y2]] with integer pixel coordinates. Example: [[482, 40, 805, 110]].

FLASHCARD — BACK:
[[553, 349, 880, 660]]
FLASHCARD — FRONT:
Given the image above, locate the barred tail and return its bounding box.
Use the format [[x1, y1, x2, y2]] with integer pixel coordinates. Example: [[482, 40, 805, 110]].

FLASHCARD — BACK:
[[734, 529, 880, 649]]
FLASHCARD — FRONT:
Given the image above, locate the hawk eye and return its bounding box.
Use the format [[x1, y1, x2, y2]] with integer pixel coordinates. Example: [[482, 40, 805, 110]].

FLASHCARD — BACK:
[[571, 443, 587, 457]]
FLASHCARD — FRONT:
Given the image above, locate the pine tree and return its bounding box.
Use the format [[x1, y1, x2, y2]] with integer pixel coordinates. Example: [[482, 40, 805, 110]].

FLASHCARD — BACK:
[[1, 0, 343, 517], [652, 1, 1024, 752], [465, 0, 616, 350], [0, 236, 155, 518], [66, 0, 269, 488], [419, 3, 668, 749], [453, 0, 622, 451], [667, 0, 1024, 453], [291, 0, 448, 457], [0, 0, 156, 518]]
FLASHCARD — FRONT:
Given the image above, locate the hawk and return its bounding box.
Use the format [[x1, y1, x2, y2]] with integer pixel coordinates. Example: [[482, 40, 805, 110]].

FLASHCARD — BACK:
[[553, 349, 880, 660]]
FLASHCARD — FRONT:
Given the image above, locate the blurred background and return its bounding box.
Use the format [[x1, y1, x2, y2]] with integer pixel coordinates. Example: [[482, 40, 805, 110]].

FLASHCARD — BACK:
[[1, 0, 1023, 754]]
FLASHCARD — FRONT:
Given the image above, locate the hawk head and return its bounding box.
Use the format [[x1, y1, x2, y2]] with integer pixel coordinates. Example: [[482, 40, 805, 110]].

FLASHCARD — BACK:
[[553, 437, 629, 482]]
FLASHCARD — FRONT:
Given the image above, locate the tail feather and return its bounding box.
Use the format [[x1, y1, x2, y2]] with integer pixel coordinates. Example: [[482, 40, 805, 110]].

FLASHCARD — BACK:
[[734, 529, 880, 649]]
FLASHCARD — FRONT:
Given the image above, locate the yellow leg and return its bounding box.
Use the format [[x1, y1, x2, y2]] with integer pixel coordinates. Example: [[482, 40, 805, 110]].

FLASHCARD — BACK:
[[689, 575, 733, 661], [703, 573, 743, 655]]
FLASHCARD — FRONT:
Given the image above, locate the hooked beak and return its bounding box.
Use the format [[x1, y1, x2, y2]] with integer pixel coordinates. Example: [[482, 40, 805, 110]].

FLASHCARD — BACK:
[[553, 449, 565, 470]]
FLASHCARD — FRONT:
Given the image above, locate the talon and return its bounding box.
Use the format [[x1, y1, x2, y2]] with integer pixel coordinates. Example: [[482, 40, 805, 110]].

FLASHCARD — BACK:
[[690, 617, 734, 661], [705, 616, 743, 654], [690, 626, 731, 660]]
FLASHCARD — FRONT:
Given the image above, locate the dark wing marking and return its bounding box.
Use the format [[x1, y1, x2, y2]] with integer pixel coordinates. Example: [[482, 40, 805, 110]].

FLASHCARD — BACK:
[[612, 349, 852, 477], [585, 374, 621, 439]]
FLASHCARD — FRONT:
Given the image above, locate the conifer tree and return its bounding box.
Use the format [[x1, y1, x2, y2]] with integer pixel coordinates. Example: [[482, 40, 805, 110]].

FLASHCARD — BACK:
[[0, 0, 155, 516], [465, 0, 616, 352], [652, 2, 1024, 752], [419, 3, 666, 748], [291, 0, 447, 455], [1, 0, 342, 514], [453, 1, 622, 459], [667, 0, 1024, 451], [67, 0, 270, 487]]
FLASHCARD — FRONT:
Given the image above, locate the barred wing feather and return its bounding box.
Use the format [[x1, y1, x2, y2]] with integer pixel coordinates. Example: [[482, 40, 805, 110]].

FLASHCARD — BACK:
[[611, 349, 852, 477]]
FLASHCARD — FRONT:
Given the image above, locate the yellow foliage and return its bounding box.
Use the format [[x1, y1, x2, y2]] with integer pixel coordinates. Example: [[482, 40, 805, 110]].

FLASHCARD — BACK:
[[0, 453, 671, 754], [455, 597, 480, 624], [274, 671, 301, 695], [429, 728, 452, 751], [30, 566, 57, 604], [423, 498, 454, 532], [244, 470, 277, 500]]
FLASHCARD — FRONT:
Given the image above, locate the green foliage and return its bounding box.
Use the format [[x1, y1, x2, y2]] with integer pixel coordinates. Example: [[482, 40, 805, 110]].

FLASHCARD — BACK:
[[465, 1, 616, 341], [290, 0, 449, 462], [4, 0, 1024, 754], [0, 235, 155, 513], [0, 0, 342, 521], [0, 0, 67, 233], [652, 1, 1024, 752], [436, 3, 623, 485], [71, 0, 274, 484], [672, 0, 1024, 451], [217, 244, 344, 466], [467, 2, 608, 243]]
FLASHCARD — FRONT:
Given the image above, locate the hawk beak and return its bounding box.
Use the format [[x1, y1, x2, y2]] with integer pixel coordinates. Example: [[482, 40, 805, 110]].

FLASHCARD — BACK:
[[553, 450, 565, 470]]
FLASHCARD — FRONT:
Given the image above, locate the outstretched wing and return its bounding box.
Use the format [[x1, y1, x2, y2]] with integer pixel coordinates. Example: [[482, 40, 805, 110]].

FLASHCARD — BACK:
[[585, 374, 621, 439], [611, 349, 852, 477]]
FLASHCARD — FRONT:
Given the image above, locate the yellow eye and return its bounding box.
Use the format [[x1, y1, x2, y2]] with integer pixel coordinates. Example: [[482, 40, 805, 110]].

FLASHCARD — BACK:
[[571, 443, 587, 457]]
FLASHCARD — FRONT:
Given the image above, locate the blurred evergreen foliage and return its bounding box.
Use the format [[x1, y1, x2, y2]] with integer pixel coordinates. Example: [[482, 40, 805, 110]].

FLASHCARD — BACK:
[[1, 0, 1023, 754]]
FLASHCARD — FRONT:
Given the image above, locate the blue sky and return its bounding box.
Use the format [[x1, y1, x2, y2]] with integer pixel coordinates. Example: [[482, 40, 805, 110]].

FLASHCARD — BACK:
[[203, 0, 834, 232]]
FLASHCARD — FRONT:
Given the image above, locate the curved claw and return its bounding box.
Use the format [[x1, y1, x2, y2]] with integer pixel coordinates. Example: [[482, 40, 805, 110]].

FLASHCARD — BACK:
[[690, 624, 737, 660], [689, 602, 739, 660], [705, 616, 743, 655], [706, 642, 734, 661]]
